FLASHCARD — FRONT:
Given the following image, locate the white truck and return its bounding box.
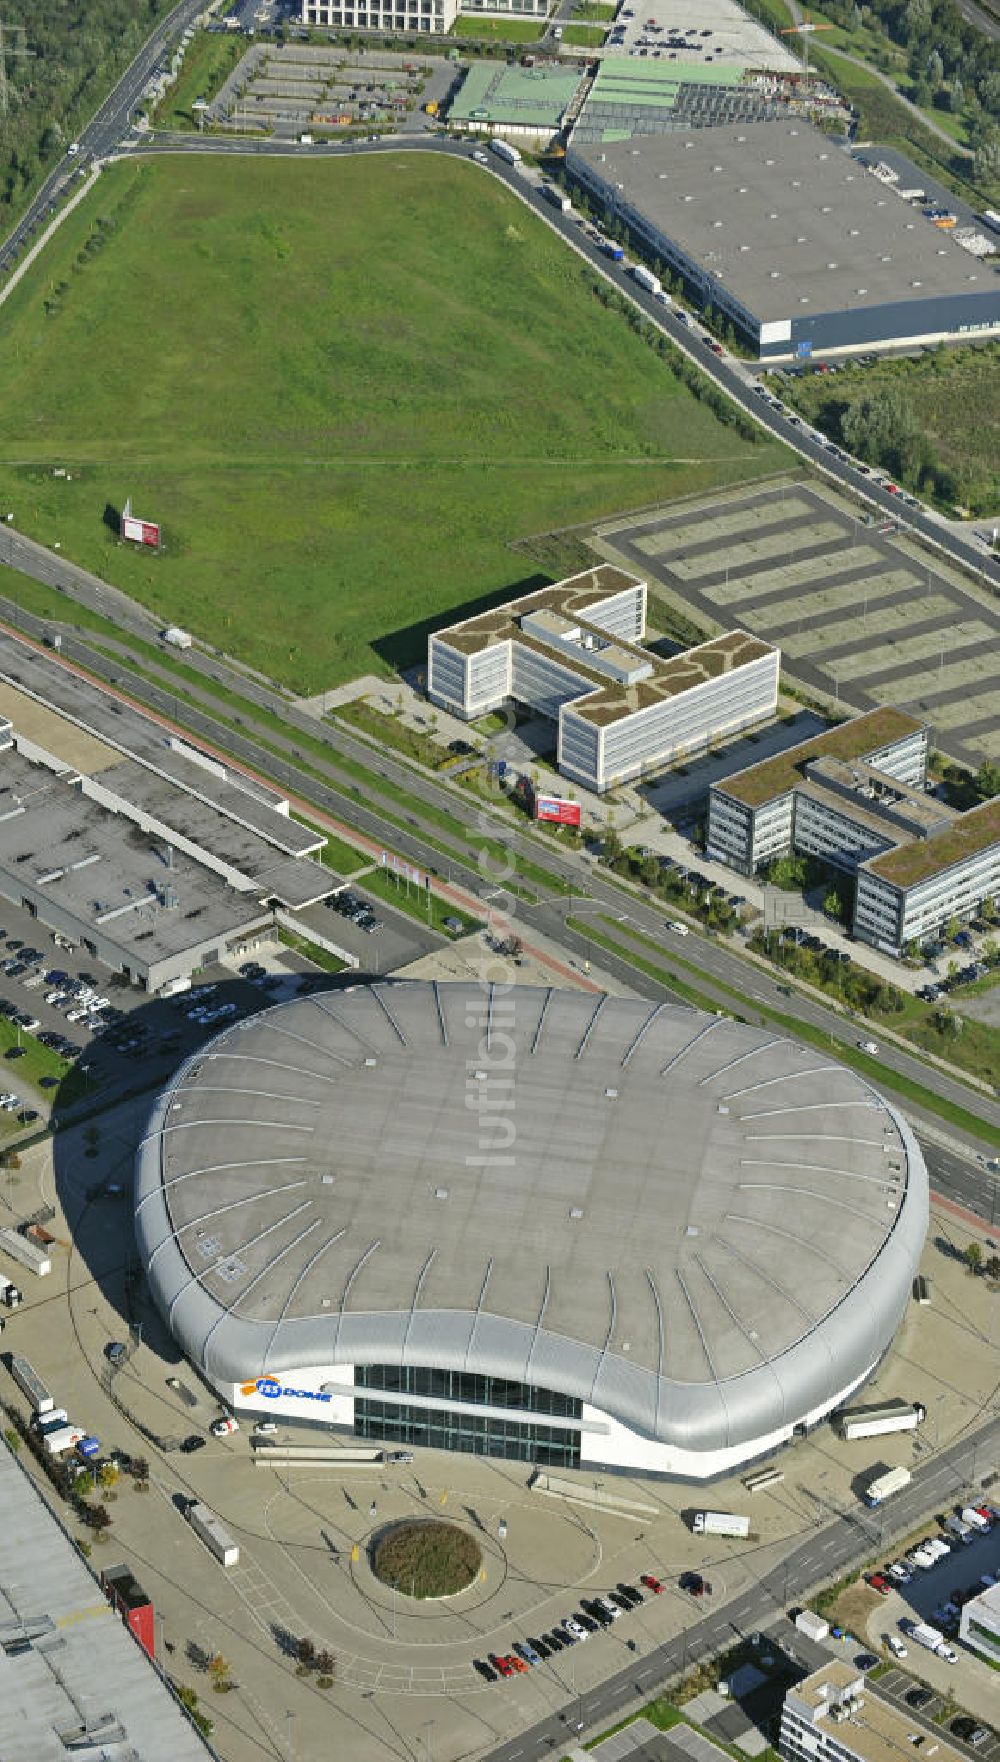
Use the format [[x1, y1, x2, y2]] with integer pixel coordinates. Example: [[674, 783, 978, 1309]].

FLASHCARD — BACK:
[[836, 1401, 926, 1441], [909, 1621, 956, 1662], [963, 1505, 991, 1534], [162, 626, 193, 650], [796, 1610, 830, 1643], [186, 1501, 239, 1568], [0, 1229, 51, 1277], [42, 1424, 85, 1456], [864, 1465, 911, 1506], [489, 138, 521, 167], [692, 1511, 750, 1539], [631, 263, 662, 296]]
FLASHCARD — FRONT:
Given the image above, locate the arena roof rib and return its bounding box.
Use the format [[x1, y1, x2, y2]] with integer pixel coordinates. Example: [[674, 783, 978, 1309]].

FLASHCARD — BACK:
[[135, 983, 927, 1456]]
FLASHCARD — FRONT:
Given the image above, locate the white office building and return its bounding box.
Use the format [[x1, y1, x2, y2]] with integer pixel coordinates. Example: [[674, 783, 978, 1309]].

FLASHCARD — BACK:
[[300, 0, 548, 31], [959, 1581, 1000, 1663], [782, 1662, 965, 1762], [428, 566, 779, 795]]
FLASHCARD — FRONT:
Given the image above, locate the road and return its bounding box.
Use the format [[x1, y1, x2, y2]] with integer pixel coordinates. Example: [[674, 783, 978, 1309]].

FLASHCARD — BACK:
[[0, 0, 208, 279], [482, 1413, 1000, 1762]]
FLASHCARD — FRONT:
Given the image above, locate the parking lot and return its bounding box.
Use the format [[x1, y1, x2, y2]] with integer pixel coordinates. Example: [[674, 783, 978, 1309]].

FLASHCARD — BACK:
[[593, 478, 1000, 772]]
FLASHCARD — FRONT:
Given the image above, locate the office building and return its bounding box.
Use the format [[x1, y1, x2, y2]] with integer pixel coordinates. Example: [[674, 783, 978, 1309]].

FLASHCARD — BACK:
[[782, 1662, 966, 1762], [959, 1580, 1000, 1662], [428, 566, 779, 793], [708, 708, 1000, 953]]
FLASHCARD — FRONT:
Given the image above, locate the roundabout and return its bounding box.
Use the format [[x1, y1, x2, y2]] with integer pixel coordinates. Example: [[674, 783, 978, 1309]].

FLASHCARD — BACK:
[[371, 1520, 482, 1600]]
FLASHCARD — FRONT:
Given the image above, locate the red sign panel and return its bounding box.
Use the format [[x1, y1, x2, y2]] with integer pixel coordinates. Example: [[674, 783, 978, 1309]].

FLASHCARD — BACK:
[[121, 514, 160, 548], [535, 795, 581, 827]]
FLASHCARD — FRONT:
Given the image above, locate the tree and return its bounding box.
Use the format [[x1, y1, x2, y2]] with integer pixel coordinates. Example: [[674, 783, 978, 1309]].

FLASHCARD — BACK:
[[207, 1653, 232, 1692], [926, 47, 945, 86], [950, 76, 965, 112], [88, 1502, 111, 1538], [974, 128, 1000, 184], [823, 887, 844, 920], [315, 1648, 336, 1679], [296, 1637, 316, 1670], [986, 1255, 1000, 1280], [976, 760, 1000, 800], [966, 1241, 983, 1274]]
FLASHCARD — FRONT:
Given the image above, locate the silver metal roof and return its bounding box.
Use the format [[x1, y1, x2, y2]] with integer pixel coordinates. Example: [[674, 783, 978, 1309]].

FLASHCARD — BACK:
[[0, 1440, 212, 1762], [135, 982, 927, 1454]]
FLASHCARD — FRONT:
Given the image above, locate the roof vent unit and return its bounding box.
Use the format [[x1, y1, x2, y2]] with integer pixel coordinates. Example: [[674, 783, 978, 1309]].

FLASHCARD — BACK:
[[605, 1087, 619, 1099], [322, 1174, 334, 1186], [434, 1187, 449, 1201], [569, 1206, 584, 1220], [364, 1056, 377, 1068], [857, 287, 867, 295]]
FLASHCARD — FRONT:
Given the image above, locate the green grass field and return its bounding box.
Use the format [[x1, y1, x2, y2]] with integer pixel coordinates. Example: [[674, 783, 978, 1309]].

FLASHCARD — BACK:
[[0, 153, 786, 695], [449, 15, 545, 39], [561, 24, 607, 45]]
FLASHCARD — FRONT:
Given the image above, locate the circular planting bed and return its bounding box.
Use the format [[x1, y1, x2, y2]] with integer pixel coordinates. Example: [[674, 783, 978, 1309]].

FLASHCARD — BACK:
[[371, 1520, 482, 1599]]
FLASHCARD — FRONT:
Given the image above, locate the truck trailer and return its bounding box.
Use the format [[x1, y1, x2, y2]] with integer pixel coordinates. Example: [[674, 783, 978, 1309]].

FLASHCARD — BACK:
[[795, 1610, 830, 1642], [186, 1501, 240, 1568], [836, 1401, 926, 1441], [489, 139, 521, 167], [692, 1511, 750, 1539], [9, 1355, 53, 1413], [864, 1465, 912, 1506], [541, 183, 571, 213], [0, 1228, 51, 1277], [631, 263, 662, 295], [909, 1621, 955, 1660]]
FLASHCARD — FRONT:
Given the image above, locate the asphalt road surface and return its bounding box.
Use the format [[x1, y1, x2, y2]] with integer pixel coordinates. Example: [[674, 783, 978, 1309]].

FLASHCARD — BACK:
[[482, 1414, 1000, 1762]]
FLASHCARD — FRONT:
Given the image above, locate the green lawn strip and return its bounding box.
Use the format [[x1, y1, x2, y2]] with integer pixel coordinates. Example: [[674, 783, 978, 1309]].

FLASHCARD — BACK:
[[572, 0, 616, 16], [0, 153, 786, 694], [561, 24, 607, 44], [276, 928, 346, 973], [152, 30, 246, 131], [0, 1018, 72, 1095], [571, 915, 1000, 1149], [741, 0, 797, 31], [331, 699, 458, 771], [361, 865, 482, 936], [288, 812, 370, 876], [449, 15, 546, 37]]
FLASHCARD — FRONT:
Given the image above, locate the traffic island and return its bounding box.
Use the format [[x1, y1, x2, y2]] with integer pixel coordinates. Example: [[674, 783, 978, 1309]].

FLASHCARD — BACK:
[[371, 1519, 482, 1599]]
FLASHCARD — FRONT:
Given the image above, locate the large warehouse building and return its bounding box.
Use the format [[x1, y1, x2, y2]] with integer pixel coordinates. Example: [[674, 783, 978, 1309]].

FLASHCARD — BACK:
[[567, 119, 1000, 358], [135, 982, 928, 1481]]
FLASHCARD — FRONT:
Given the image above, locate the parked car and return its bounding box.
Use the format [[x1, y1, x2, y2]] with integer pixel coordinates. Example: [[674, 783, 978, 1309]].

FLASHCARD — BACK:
[[210, 1415, 239, 1437], [641, 1574, 664, 1594]]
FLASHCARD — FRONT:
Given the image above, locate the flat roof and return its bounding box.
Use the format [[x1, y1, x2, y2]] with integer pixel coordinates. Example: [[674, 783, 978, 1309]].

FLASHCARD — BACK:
[[0, 1440, 211, 1762], [787, 1662, 966, 1762], [0, 630, 340, 905], [600, 0, 800, 73], [450, 61, 583, 128], [569, 120, 1000, 321], [0, 749, 268, 964], [716, 708, 925, 808], [436, 567, 774, 723], [136, 982, 928, 1454], [866, 796, 1000, 889]]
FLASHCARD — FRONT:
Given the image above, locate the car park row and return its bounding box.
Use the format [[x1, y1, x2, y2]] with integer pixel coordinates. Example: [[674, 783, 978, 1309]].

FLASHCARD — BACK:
[[475, 1574, 673, 1683]]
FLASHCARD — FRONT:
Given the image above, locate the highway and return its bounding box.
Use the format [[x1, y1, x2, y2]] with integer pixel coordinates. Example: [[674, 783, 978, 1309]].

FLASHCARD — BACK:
[[0, 0, 207, 278], [483, 1413, 1000, 1762]]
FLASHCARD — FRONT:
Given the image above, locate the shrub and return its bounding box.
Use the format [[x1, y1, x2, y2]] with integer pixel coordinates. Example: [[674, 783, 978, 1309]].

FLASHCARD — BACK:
[[372, 1521, 481, 1599]]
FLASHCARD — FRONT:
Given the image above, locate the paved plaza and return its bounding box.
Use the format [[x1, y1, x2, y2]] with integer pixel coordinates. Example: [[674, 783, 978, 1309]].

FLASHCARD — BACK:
[[593, 481, 1000, 772]]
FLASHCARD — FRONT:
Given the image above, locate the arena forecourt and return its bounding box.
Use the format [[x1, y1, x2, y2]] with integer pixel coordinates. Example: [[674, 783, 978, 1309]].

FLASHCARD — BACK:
[[134, 982, 928, 1481]]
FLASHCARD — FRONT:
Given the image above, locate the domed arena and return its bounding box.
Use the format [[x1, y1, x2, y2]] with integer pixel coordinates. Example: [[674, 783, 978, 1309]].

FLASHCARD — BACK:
[[135, 981, 928, 1480]]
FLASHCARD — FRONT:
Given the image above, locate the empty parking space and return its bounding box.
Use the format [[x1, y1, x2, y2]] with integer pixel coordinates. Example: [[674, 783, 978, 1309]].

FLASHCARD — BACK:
[[593, 481, 1000, 768]]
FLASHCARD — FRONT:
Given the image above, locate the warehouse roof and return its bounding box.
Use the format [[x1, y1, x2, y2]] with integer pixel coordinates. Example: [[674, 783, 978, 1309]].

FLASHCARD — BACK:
[[136, 982, 927, 1456], [715, 707, 925, 807], [568, 120, 1000, 322], [0, 1439, 211, 1762], [450, 61, 583, 129]]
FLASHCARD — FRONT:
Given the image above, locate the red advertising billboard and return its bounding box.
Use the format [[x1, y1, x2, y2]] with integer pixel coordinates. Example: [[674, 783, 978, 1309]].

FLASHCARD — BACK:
[[535, 794, 581, 828], [120, 499, 160, 549]]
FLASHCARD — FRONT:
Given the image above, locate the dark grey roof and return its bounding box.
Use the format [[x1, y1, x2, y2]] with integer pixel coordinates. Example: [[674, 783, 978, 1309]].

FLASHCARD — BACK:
[[135, 982, 927, 1455], [568, 120, 1000, 323]]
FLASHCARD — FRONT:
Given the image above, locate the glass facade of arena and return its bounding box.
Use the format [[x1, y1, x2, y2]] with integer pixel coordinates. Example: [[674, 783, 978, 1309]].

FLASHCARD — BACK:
[[354, 1365, 582, 1466]]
